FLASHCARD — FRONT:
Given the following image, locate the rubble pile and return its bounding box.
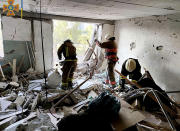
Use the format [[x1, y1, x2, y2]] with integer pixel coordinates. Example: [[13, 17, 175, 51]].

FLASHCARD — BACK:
[[0, 42, 180, 131], [0, 69, 180, 131], [0, 68, 109, 130]]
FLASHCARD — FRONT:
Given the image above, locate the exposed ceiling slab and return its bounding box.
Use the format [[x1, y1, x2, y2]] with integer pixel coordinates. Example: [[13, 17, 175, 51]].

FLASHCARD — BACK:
[[1, 0, 180, 20]]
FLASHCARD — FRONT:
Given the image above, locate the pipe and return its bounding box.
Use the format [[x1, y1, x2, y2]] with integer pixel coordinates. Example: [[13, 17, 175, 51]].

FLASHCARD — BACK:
[[151, 90, 177, 131], [166, 91, 180, 94]]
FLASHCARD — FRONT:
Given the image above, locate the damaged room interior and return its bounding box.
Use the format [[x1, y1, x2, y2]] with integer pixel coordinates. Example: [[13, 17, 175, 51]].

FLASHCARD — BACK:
[[1, 0, 180, 130]]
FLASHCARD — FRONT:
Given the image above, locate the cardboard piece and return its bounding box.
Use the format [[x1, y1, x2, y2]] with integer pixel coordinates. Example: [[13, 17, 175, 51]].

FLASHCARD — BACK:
[[112, 99, 146, 131]]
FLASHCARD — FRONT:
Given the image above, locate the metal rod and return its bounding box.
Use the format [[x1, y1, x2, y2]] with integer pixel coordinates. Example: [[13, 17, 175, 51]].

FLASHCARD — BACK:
[[151, 90, 177, 131], [166, 91, 180, 94], [52, 75, 92, 108], [26, 42, 32, 68]]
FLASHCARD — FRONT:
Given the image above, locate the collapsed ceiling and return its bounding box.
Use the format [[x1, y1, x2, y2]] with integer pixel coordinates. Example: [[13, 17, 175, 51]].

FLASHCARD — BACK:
[[1, 0, 180, 20]]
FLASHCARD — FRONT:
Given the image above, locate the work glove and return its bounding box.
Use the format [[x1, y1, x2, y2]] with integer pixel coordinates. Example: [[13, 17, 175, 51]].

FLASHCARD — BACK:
[[95, 39, 100, 46], [59, 61, 65, 66], [58, 56, 62, 60], [94, 39, 98, 42]]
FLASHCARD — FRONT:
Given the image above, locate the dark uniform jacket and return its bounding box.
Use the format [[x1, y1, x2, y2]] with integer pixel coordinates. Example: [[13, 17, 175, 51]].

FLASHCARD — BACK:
[[57, 42, 77, 60], [99, 40, 118, 62], [121, 58, 142, 87]]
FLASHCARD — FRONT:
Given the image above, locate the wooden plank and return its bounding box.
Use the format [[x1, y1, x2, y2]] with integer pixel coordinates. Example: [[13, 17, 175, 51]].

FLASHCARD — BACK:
[[112, 99, 146, 131], [17, 56, 25, 74], [31, 94, 40, 111], [4, 112, 36, 131], [12, 59, 16, 76], [12, 59, 18, 82], [23, 95, 33, 109], [47, 92, 68, 102], [0, 116, 17, 130], [0, 109, 27, 121]]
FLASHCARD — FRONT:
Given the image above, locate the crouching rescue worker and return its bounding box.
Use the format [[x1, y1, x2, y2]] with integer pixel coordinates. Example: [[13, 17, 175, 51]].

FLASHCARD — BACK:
[[96, 35, 118, 88], [120, 58, 142, 90], [57, 40, 77, 90]]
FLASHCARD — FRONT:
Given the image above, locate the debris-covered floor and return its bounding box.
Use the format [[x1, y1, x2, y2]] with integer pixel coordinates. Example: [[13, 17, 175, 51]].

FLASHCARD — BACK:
[[0, 67, 180, 131]]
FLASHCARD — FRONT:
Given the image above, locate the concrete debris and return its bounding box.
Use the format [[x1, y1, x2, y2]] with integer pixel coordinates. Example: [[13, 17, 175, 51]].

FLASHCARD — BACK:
[[24, 113, 56, 131], [0, 109, 27, 121], [47, 69, 61, 88], [23, 95, 33, 109], [0, 116, 17, 130], [4, 112, 37, 131], [14, 96, 25, 106], [0, 82, 8, 91], [0, 100, 12, 111], [9, 81, 19, 87], [60, 106, 77, 117], [87, 90, 98, 99], [4, 92, 17, 101], [0, 47, 179, 131]]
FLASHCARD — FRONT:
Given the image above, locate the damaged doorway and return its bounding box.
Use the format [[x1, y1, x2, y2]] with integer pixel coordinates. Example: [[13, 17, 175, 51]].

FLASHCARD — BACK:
[[53, 20, 97, 66]]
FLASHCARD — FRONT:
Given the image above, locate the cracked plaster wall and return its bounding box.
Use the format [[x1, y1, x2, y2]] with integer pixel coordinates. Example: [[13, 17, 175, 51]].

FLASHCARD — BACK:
[[1, 17, 53, 73], [115, 13, 180, 101], [2, 16, 31, 41]]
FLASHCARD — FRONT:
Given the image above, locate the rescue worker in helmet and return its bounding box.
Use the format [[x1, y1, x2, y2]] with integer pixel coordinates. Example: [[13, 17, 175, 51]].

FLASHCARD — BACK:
[[96, 34, 118, 88], [57, 39, 77, 90], [120, 58, 142, 90]]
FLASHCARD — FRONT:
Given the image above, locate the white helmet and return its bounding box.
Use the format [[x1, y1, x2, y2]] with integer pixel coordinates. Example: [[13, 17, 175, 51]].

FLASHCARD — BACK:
[[125, 59, 136, 72], [105, 34, 113, 40]]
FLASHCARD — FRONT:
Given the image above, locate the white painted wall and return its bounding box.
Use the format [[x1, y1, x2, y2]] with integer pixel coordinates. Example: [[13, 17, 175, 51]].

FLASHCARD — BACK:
[[2, 16, 31, 41], [34, 20, 53, 72], [115, 13, 180, 101]]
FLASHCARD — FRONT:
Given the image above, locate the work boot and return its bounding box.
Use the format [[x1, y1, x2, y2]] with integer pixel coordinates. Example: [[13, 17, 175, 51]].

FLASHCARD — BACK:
[[61, 85, 68, 90], [68, 81, 73, 90], [111, 84, 116, 89]]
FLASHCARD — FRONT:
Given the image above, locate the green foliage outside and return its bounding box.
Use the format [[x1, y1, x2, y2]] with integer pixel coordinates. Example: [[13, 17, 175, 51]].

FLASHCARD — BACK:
[[53, 20, 95, 57]]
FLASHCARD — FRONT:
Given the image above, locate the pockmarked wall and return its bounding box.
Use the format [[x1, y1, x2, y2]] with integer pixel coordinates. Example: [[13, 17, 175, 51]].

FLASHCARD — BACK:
[[115, 13, 180, 101]]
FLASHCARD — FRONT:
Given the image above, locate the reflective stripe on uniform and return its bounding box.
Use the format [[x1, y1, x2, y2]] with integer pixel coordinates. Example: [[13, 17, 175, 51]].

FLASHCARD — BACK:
[[132, 80, 137, 83], [62, 82, 68, 86], [64, 59, 77, 61], [110, 81, 116, 85], [120, 76, 126, 79], [68, 78, 73, 82], [66, 47, 69, 57], [105, 55, 117, 59], [105, 48, 117, 52]]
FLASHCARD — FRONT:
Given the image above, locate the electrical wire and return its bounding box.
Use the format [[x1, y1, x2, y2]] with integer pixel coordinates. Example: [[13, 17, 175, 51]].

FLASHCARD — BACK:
[[39, 0, 58, 119], [39, 0, 47, 90]]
